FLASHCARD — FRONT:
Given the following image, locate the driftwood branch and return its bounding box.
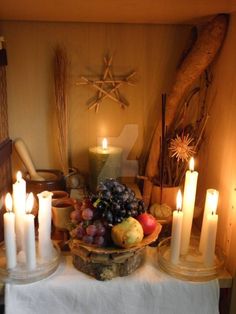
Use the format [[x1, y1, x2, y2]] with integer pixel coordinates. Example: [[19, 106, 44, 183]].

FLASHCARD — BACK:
[[143, 14, 228, 207]]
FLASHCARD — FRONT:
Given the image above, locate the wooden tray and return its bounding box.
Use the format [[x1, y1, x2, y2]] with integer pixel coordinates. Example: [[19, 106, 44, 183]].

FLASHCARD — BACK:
[[70, 223, 162, 280]]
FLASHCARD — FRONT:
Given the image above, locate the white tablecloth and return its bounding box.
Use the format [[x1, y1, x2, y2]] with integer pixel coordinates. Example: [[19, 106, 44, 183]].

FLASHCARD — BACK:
[[5, 248, 219, 314]]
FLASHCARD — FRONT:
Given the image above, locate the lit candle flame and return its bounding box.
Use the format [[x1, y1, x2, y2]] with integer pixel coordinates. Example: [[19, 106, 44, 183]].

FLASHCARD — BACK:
[[189, 157, 194, 171], [5, 193, 13, 213], [102, 138, 108, 150], [176, 189, 182, 211], [209, 190, 219, 215], [26, 192, 34, 214], [16, 171, 22, 182]]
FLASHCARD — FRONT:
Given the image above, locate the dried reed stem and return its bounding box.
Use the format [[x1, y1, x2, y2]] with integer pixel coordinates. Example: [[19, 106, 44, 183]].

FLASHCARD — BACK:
[[54, 46, 69, 175]]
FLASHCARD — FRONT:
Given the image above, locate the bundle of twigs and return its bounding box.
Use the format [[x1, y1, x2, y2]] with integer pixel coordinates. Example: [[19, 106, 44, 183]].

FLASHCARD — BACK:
[[153, 72, 210, 188], [54, 46, 69, 176]]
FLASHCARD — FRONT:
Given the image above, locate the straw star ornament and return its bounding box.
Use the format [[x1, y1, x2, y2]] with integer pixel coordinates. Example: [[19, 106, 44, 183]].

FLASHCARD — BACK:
[[76, 56, 136, 112], [169, 134, 196, 162]]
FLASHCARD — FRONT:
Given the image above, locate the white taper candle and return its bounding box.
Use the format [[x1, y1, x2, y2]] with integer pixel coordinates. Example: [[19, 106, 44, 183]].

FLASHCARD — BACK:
[[203, 211, 218, 267], [199, 189, 219, 253], [13, 171, 26, 251], [37, 191, 53, 261], [170, 190, 183, 264], [4, 193, 17, 269], [180, 158, 198, 255], [24, 193, 36, 270]]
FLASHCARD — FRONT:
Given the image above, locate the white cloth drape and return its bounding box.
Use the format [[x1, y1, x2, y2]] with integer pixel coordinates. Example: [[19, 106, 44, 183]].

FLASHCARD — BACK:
[[5, 247, 219, 314]]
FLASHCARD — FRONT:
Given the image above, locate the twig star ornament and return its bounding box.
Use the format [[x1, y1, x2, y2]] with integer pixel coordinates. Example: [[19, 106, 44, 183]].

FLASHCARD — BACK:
[[76, 56, 136, 112]]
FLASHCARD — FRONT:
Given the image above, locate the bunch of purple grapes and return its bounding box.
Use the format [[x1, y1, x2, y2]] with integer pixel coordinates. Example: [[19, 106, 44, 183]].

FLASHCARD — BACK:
[[70, 198, 108, 246], [70, 179, 145, 246], [92, 179, 145, 226]]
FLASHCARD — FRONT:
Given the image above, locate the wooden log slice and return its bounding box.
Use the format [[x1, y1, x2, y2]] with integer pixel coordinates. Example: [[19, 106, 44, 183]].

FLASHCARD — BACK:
[[70, 223, 162, 280], [72, 247, 145, 281]]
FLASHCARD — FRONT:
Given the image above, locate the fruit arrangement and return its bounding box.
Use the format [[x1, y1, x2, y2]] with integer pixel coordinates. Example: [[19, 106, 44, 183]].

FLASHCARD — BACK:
[[70, 179, 157, 249]]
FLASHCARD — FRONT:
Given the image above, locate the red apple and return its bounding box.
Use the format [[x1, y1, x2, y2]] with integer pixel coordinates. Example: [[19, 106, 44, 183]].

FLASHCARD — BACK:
[[136, 213, 157, 235]]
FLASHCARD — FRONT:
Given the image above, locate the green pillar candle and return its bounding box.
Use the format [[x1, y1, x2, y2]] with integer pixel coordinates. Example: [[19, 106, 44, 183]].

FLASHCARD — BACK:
[[89, 145, 122, 192]]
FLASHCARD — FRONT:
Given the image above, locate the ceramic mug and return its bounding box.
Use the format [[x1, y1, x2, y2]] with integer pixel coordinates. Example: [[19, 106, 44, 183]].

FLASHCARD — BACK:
[[52, 190, 69, 201], [52, 198, 74, 230]]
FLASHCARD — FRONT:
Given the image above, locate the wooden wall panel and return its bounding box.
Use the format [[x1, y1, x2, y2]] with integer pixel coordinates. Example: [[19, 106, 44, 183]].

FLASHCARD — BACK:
[[0, 0, 235, 24], [197, 14, 236, 276], [0, 21, 191, 179]]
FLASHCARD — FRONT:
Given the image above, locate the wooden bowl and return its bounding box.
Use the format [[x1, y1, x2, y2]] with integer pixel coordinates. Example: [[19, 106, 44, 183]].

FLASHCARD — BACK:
[[70, 223, 162, 280]]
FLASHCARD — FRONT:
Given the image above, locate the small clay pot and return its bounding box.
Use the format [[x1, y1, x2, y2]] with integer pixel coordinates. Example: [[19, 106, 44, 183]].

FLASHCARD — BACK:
[[25, 169, 66, 194], [151, 186, 179, 209], [52, 198, 74, 230]]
